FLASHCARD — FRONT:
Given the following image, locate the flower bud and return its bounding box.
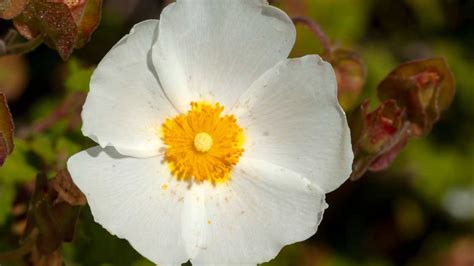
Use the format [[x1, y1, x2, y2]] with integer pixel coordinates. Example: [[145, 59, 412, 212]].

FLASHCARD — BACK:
[[378, 57, 455, 136]]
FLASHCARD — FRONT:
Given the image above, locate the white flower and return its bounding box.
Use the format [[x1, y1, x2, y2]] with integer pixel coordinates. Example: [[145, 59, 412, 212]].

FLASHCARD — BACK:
[[67, 0, 353, 265]]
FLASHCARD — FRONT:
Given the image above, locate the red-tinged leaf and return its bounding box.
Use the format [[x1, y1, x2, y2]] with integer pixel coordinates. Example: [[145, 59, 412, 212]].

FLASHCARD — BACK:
[[73, 0, 102, 48], [350, 99, 409, 180], [369, 133, 409, 171], [14, 0, 78, 60], [0, 0, 27, 19], [378, 57, 455, 136], [0, 92, 14, 166], [327, 49, 367, 111]]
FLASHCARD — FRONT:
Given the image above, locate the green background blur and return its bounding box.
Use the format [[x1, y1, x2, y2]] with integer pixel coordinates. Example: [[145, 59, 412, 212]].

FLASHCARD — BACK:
[[0, 0, 473, 265]]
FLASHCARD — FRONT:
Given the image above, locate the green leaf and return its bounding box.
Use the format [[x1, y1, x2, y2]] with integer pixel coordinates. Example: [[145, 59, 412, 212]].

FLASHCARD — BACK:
[[65, 58, 94, 93], [0, 139, 37, 184], [0, 183, 15, 225]]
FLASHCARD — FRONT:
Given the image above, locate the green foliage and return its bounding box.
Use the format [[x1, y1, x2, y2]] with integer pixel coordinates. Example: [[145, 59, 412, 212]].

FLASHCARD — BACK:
[[0, 183, 15, 225], [65, 57, 94, 93], [397, 138, 473, 205], [0, 139, 37, 184]]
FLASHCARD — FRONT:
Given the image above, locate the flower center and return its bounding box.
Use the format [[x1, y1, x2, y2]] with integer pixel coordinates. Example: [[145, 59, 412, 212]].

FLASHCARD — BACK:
[[194, 132, 213, 152], [161, 102, 244, 183]]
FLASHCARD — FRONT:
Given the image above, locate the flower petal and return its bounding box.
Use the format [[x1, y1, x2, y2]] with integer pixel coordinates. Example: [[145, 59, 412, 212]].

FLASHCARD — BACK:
[[188, 158, 326, 265], [82, 20, 177, 158], [233, 55, 353, 193], [153, 0, 296, 112], [67, 147, 189, 265]]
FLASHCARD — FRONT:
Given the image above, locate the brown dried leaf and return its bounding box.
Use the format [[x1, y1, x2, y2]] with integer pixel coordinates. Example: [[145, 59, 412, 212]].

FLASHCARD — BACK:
[[24, 173, 83, 257], [378, 57, 455, 136], [0, 92, 14, 166], [0, 0, 27, 19], [30, 245, 63, 266], [50, 169, 86, 206]]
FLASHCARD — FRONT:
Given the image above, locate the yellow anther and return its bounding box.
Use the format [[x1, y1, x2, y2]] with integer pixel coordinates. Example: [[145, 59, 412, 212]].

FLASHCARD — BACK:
[[161, 102, 244, 183]]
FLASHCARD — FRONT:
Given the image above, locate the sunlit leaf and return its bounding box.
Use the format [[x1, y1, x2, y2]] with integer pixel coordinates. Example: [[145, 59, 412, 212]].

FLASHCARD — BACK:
[[0, 92, 14, 166]]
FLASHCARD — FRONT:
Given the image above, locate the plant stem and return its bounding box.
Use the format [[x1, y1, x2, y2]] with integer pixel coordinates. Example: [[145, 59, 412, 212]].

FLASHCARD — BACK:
[[291, 15, 332, 56], [0, 34, 44, 57]]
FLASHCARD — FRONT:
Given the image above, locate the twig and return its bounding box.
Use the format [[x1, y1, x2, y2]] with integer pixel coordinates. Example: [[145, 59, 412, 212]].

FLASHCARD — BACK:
[[4, 29, 18, 45], [18, 92, 86, 139], [291, 15, 332, 56], [0, 34, 44, 57]]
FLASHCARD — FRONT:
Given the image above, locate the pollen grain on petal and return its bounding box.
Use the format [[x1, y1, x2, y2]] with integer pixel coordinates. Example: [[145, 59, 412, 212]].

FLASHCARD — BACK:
[[161, 102, 244, 183]]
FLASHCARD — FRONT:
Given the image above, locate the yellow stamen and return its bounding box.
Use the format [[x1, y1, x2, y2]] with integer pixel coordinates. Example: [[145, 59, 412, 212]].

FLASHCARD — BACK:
[[161, 102, 244, 183]]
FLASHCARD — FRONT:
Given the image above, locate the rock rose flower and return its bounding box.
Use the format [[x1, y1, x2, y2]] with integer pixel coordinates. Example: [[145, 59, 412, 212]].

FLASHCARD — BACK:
[[67, 0, 353, 265]]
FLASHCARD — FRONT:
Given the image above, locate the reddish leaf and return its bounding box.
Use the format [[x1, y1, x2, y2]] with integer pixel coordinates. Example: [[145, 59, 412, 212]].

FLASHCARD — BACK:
[[0, 92, 14, 166], [73, 0, 102, 48], [369, 134, 409, 171], [327, 49, 367, 111], [350, 99, 409, 180], [0, 0, 27, 19], [13, 0, 102, 59], [378, 57, 455, 136], [14, 0, 78, 60]]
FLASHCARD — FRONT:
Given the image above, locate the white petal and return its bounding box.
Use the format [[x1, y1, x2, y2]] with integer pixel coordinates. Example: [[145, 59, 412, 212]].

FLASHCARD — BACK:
[[67, 147, 189, 265], [189, 158, 327, 265], [232, 55, 353, 193], [82, 20, 177, 158], [153, 0, 296, 112]]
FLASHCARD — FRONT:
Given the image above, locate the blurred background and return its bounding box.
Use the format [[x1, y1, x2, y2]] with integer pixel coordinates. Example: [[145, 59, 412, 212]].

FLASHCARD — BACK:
[[0, 0, 473, 265]]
